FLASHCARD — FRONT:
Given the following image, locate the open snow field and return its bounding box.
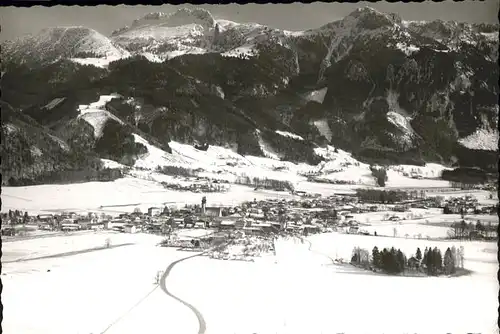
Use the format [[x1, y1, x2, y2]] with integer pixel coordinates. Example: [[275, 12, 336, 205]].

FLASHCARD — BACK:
[[1, 175, 464, 216], [348, 208, 498, 238], [1, 177, 299, 215], [2, 232, 199, 334], [3, 231, 497, 334], [162, 233, 499, 334]]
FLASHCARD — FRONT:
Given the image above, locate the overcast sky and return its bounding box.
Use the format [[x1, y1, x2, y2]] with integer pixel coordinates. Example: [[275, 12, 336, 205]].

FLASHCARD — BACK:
[[1, 1, 499, 41]]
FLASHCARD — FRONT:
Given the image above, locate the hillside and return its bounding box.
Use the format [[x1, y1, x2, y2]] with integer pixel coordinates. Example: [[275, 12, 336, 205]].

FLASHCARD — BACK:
[[1, 7, 498, 186]]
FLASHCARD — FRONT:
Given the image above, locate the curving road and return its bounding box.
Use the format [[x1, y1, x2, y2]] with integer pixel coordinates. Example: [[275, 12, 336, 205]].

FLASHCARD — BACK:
[[300, 237, 336, 265], [159, 251, 208, 334]]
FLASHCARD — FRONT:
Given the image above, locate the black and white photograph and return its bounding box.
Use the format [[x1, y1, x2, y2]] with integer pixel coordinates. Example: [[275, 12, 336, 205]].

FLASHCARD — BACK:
[[1, 1, 499, 334]]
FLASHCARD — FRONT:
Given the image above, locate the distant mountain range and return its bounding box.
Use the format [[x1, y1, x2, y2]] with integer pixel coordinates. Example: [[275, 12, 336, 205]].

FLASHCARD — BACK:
[[1, 7, 498, 186]]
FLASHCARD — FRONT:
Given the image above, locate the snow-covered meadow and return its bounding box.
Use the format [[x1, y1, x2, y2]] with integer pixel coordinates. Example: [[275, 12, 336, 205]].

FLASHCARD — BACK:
[[169, 233, 498, 334], [2, 232, 199, 334], [3, 230, 495, 334]]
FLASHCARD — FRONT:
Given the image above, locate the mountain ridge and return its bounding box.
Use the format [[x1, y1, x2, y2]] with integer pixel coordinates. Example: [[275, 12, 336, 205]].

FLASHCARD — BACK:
[[1, 6, 498, 186]]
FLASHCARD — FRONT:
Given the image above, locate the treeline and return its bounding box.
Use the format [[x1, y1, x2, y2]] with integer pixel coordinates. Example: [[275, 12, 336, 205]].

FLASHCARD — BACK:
[[156, 165, 203, 177], [441, 167, 489, 185], [235, 175, 294, 192], [308, 177, 356, 185], [260, 129, 323, 165], [356, 188, 409, 203], [6, 168, 123, 186], [452, 144, 498, 173], [1, 111, 109, 186], [352, 245, 464, 276], [355, 148, 426, 167], [448, 220, 497, 240]]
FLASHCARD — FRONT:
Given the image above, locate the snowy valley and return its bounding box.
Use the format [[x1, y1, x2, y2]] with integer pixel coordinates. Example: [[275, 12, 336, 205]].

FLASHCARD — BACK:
[[1, 5, 499, 334]]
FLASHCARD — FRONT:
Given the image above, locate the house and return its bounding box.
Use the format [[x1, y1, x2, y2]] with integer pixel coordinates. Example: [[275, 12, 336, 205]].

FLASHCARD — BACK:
[[61, 223, 80, 231], [347, 220, 359, 226], [393, 205, 408, 212], [148, 207, 162, 217], [194, 221, 206, 229], [90, 222, 105, 230], [105, 219, 126, 230], [348, 226, 359, 234], [243, 226, 266, 236], [169, 218, 185, 228], [203, 206, 223, 217], [77, 218, 98, 230], [39, 222, 53, 231], [302, 224, 320, 235], [407, 257, 420, 270], [37, 214, 54, 222], [123, 224, 137, 233], [219, 220, 236, 230], [344, 214, 355, 221]]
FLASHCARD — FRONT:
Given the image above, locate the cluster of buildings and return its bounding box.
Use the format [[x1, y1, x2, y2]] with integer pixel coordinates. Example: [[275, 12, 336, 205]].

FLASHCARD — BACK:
[[161, 180, 230, 193], [1, 193, 373, 238], [443, 195, 498, 215], [4, 189, 495, 239]]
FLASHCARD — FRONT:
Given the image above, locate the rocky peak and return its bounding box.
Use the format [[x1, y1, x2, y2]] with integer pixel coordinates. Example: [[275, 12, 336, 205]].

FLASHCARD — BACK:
[[345, 6, 402, 30], [115, 8, 216, 36]]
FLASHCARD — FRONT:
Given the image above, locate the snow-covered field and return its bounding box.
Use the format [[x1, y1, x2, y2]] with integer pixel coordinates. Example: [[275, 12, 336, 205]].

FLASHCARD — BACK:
[[1, 176, 298, 215], [172, 234, 498, 334], [3, 231, 497, 334], [2, 232, 199, 334]]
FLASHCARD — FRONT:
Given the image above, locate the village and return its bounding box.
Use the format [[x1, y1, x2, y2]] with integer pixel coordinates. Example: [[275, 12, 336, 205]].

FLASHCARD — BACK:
[[2, 186, 498, 262], [2, 185, 498, 334]]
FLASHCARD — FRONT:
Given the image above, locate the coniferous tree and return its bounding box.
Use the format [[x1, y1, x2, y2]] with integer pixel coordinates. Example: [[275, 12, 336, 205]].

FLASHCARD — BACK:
[[396, 249, 406, 273], [435, 247, 443, 274], [372, 246, 381, 268], [416, 247, 422, 262], [422, 247, 429, 267], [425, 247, 434, 275], [351, 252, 359, 264], [380, 248, 390, 272], [389, 247, 398, 273]]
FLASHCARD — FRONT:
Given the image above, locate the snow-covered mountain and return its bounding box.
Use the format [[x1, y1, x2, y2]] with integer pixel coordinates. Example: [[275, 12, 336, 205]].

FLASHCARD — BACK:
[[109, 8, 295, 62], [1, 7, 498, 186], [2, 26, 130, 66]]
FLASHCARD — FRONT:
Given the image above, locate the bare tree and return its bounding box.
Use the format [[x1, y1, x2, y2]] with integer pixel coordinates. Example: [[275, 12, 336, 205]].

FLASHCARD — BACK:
[[458, 246, 465, 269]]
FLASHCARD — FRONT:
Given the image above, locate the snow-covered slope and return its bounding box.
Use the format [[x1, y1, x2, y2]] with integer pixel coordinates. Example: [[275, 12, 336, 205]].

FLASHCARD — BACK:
[[126, 137, 453, 189], [77, 95, 123, 138], [304, 88, 328, 104], [3, 26, 130, 65], [458, 128, 499, 151], [312, 119, 333, 142], [275, 130, 304, 141]]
